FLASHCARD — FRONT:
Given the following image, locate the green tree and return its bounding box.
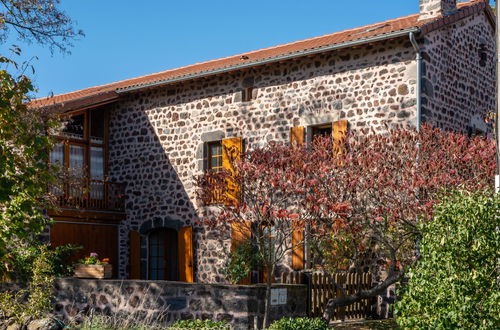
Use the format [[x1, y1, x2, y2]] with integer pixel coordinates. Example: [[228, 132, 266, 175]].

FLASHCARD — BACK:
[[395, 190, 500, 329], [0, 56, 60, 278]]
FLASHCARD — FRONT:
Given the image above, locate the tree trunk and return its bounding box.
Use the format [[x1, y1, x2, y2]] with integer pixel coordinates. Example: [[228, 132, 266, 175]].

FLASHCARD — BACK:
[[262, 263, 275, 329], [322, 271, 403, 323]]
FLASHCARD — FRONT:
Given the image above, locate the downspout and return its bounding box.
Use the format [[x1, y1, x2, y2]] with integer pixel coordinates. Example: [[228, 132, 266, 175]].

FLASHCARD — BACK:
[[409, 32, 422, 258], [409, 32, 422, 131]]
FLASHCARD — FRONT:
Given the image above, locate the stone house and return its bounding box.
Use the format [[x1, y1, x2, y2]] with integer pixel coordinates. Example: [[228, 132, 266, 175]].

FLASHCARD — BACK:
[[34, 0, 495, 282]]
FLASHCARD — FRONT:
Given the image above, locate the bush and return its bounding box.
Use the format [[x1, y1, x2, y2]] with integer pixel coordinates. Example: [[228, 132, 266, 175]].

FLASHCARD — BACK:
[[395, 190, 500, 329], [168, 319, 229, 329], [223, 241, 259, 284], [268, 317, 327, 330], [0, 245, 55, 324], [11, 243, 80, 282]]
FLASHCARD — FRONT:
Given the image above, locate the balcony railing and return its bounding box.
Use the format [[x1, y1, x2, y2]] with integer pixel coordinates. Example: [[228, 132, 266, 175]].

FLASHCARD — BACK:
[[50, 179, 126, 212]]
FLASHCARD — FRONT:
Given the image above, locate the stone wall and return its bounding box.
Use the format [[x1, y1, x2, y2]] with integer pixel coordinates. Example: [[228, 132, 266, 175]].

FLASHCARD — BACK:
[[108, 37, 418, 280], [51, 279, 307, 329], [421, 11, 495, 133]]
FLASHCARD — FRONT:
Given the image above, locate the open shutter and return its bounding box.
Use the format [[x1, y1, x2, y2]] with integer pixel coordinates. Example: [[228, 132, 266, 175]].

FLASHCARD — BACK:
[[178, 226, 194, 283], [332, 120, 348, 156], [231, 222, 252, 284], [292, 226, 305, 270], [290, 126, 305, 147], [222, 137, 242, 204], [129, 231, 141, 279]]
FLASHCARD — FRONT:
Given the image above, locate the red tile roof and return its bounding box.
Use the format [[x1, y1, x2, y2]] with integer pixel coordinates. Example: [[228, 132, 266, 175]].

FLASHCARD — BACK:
[[32, 0, 491, 113]]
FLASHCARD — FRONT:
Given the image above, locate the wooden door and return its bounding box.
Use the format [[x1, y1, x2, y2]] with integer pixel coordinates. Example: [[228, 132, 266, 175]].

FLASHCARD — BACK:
[[148, 228, 179, 281], [50, 221, 119, 278]]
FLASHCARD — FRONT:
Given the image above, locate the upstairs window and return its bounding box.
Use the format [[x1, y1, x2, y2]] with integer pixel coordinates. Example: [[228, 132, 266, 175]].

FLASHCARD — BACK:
[[241, 86, 254, 102], [204, 137, 242, 205], [90, 109, 105, 144], [62, 113, 85, 140], [311, 124, 333, 141], [207, 141, 223, 172]]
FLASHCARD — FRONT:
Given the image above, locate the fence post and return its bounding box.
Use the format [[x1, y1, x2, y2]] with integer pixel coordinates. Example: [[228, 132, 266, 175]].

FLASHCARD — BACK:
[[303, 271, 312, 317]]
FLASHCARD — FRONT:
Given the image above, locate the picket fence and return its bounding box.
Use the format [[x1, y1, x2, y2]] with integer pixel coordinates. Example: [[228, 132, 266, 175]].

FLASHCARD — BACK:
[[280, 271, 373, 320]]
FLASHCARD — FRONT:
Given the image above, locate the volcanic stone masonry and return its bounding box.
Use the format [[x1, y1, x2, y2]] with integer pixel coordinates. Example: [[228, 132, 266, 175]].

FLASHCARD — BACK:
[[106, 9, 494, 281]]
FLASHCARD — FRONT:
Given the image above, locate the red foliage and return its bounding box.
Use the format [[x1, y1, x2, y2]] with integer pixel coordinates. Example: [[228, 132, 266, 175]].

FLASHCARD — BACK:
[[196, 124, 496, 273]]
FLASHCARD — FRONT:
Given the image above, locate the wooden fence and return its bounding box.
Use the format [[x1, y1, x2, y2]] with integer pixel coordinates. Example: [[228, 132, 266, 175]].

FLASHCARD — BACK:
[[280, 271, 373, 320]]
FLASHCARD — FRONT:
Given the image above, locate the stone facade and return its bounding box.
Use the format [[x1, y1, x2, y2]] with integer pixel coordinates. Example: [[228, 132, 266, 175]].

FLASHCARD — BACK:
[[102, 3, 495, 284], [51, 279, 306, 329], [108, 37, 419, 281], [420, 11, 495, 133]]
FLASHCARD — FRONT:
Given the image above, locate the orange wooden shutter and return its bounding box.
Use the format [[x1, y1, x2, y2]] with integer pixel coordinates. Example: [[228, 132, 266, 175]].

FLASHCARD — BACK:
[[222, 137, 243, 204], [129, 231, 141, 279], [231, 222, 252, 284], [178, 226, 194, 283], [292, 227, 305, 270], [290, 126, 305, 147], [332, 120, 348, 155]]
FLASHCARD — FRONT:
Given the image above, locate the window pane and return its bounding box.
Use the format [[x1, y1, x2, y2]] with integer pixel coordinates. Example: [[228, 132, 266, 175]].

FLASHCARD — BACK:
[[90, 109, 105, 144], [63, 114, 85, 140], [50, 143, 64, 167], [90, 147, 104, 180], [210, 143, 221, 156], [69, 145, 86, 183], [50, 144, 64, 196], [210, 156, 221, 169]]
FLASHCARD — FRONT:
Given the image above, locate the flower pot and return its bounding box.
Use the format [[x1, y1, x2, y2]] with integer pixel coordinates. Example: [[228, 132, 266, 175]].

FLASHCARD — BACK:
[[74, 264, 112, 279]]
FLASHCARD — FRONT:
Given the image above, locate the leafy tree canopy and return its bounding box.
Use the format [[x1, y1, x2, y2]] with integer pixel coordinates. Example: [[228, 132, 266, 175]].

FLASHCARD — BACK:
[[396, 190, 500, 329]]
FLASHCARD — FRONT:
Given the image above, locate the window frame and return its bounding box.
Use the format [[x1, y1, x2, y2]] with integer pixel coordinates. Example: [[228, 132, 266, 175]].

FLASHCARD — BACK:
[[206, 140, 223, 172]]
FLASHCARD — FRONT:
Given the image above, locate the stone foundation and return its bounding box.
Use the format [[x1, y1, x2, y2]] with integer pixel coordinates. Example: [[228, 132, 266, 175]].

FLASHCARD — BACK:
[[51, 279, 306, 329]]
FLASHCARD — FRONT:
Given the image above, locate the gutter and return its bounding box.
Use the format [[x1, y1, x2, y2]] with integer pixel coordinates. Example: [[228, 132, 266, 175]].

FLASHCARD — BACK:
[[117, 28, 421, 94], [409, 32, 422, 132]]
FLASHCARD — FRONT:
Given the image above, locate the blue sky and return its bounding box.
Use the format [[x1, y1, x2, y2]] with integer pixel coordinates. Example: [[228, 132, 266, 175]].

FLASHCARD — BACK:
[[1, 0, 493, 98]]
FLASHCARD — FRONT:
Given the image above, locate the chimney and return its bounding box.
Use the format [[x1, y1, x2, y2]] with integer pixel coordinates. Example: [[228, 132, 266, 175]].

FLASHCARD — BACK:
[[419, 0, 457, 20]]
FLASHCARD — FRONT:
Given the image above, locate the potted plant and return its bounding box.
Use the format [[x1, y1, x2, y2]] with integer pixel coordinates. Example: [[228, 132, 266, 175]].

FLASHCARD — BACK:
[[74, 253, 112, 279]]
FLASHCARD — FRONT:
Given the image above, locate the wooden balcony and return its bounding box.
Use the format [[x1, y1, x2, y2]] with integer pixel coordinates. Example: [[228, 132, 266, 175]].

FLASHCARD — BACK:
[[50, 179, 126, 213]]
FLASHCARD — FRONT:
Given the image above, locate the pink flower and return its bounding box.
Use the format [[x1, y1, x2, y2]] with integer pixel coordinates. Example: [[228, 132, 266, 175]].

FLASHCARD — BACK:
[[90, 252, 98, 257]]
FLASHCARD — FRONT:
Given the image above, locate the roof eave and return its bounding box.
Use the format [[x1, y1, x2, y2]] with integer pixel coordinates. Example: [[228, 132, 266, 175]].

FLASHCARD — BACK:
[[116, 27, 421, 94]]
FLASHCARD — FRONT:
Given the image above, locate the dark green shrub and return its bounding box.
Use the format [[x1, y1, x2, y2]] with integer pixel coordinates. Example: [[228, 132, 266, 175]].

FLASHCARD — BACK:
[[395, 190, 500, 329], [224, 241, 259, 284], [168, 319, 229, 329], [268, 317, 327, 330]]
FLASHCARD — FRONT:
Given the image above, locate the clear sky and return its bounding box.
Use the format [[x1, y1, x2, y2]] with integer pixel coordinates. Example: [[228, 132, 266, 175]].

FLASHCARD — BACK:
[[0, 0, 493, 98]]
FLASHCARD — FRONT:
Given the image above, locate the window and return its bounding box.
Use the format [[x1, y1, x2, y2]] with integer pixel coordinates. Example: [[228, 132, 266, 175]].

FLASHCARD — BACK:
[[291, 120, 348, 154], [207, 141, 223, 172], [50, 108, 109, 205], [62, 114, 85, 140], [311, 124, 333, 141], [241, 86, 254, 102], [205, 138, 242, 204], [148, 229, 178, 281]]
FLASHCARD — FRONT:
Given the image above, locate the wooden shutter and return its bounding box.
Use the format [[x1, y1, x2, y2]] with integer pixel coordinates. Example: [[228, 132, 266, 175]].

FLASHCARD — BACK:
[[222, 137, 242, 204], [129, 231, 141, 279], [178, 226, 194, 283], [290, 126, 305, 147], [292, 227, 305, 270], [231, 222, 252, 284], [332, 120, 348, 156]]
